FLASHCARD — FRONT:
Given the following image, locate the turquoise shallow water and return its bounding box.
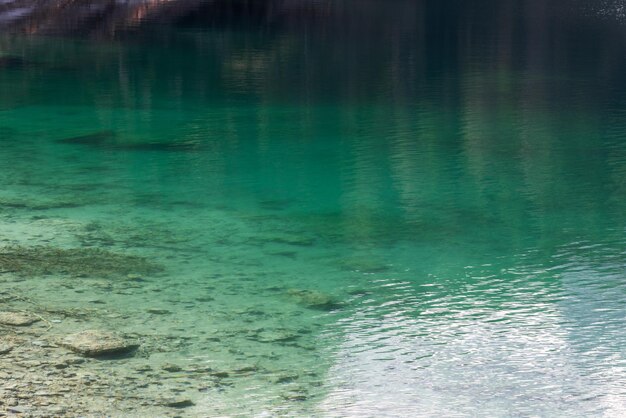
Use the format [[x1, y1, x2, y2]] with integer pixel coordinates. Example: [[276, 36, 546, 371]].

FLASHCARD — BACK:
[[1, 1, 626, 416]]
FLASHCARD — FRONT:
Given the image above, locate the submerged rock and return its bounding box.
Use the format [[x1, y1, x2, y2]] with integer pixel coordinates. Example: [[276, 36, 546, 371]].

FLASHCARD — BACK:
[[60, 330, 139, 358], [161, 363, 182, 372], [0, 343, 14, 354], [160, 397, 195, 408], [0, 311, 40, 326], [287, 289, 341, 311], [0, 245, 162, 278]]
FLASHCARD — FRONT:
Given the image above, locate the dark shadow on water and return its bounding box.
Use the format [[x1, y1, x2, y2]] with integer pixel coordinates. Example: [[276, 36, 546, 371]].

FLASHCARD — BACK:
[[56, 131, 204, 153], [0, 56, 38, 70], [56, 131, 116, 145]]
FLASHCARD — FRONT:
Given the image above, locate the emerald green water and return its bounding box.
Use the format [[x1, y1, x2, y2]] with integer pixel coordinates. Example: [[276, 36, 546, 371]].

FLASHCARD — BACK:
[[1, 1, 626, 416]]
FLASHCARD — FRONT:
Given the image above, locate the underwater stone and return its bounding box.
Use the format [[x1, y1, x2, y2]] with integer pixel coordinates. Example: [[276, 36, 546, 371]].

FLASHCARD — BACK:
[[60, 330, 139, 358], [160, 397, 195, 408], [287, 289, 341, 311], [134, 364, 152, 372], [0, 311, 40, 326], [0, 343, 13, 354], [161, 363, 182, 372]]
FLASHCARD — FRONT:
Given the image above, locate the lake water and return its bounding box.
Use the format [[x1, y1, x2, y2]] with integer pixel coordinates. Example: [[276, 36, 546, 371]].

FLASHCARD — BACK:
[[1, 1, 626, 416]]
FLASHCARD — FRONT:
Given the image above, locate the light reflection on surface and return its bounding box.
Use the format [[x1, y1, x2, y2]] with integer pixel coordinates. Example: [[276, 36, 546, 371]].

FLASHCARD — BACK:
[[320, 253, 626, 416]]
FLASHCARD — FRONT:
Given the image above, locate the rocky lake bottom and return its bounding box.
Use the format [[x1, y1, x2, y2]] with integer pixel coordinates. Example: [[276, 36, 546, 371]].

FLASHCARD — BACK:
[[0, 200, 357, 417]]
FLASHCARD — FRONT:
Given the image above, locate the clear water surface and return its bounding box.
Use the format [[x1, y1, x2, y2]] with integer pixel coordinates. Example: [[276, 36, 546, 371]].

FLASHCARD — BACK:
[[1, 1, 626, 416]]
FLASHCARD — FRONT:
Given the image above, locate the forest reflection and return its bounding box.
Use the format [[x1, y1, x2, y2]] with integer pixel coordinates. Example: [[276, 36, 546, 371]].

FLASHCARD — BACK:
[[2, 1, 626, 99], [1, 0, 625, 255]]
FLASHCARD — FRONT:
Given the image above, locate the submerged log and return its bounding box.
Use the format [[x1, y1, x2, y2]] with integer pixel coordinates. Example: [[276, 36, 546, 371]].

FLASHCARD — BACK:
[[56, 131, 116, 145], [57, 131, 202, 152]]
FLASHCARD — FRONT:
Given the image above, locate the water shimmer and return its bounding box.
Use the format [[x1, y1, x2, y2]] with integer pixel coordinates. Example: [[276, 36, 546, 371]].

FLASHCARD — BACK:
[[1, 1, 626, 416]]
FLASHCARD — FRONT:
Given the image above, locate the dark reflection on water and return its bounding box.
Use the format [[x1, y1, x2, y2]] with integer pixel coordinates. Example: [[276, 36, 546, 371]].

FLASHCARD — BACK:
[[1, 0, 626, 416], [1, 1, 626, 108]]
